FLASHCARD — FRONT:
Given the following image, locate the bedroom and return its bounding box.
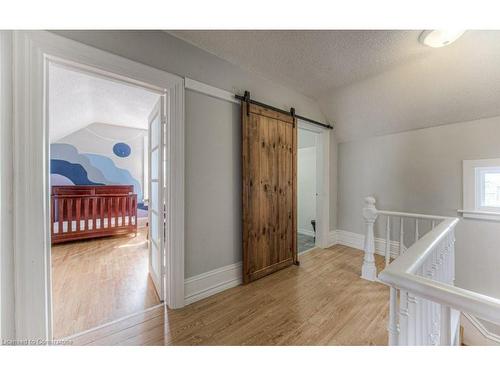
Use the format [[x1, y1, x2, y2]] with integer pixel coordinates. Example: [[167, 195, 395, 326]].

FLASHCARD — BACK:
[[48, 61, 164, 338]]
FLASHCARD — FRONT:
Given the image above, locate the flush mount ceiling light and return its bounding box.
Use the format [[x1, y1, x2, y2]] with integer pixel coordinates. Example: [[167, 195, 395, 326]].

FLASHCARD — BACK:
[[419, 30, 465, 48]]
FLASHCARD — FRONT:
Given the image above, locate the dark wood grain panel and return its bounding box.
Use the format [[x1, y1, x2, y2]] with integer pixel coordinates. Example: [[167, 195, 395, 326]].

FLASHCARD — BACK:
[[242, 102, 297, 283]]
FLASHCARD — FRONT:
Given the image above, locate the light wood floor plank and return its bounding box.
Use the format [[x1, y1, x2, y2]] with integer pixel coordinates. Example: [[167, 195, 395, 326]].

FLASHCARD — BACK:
[[52, 228, 161, 339], [64, 245, 389, 345]]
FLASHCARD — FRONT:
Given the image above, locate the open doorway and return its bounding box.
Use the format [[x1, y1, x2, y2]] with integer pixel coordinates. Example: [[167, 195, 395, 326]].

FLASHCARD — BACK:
[[48, 61, 165, 338], [297, 128, 319, 253]]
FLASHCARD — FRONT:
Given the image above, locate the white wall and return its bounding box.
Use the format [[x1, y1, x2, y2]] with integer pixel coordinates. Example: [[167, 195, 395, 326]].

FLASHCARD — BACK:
[[185, 90, 241, 277], [337, 115, 500, 299], [298, 146, 317, 236]]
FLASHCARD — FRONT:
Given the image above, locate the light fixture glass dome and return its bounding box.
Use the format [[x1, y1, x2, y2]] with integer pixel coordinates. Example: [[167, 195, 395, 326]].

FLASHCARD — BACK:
[[419, 30, 465, 48]]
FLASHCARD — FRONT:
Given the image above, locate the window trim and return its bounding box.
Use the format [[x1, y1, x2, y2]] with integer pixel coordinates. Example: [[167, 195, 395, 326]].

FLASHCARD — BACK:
[[461, 158, 500, 221]]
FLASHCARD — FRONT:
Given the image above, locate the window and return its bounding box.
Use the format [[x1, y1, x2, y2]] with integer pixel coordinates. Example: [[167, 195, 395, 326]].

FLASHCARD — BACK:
[[462, 158, 500, 220]]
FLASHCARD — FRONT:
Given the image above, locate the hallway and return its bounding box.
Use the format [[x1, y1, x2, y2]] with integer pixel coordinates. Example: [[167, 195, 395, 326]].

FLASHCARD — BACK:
[[70, 245, 389, 345]]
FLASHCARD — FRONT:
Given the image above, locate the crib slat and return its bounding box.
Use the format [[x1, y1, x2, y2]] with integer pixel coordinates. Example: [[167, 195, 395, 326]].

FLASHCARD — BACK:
[[75, 198, 81, 232], [92, 196, 97, 231], [67, 198, 73, 233], [131, 195, 136, 226], [100, 197, 104, 230], [58, 198, 64, 234], [114, 196, 119, 227], [107, 197, 112, 228], [83, 198, 89, 231], [51, 196, 55, 236], [122, 196, 126, 226], [127, 197, 130, 225]]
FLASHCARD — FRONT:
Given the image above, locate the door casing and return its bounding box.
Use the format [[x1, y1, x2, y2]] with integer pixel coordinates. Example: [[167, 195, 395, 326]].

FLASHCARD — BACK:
[[297, 119, 331, 250], [12, 31, 185, 341]]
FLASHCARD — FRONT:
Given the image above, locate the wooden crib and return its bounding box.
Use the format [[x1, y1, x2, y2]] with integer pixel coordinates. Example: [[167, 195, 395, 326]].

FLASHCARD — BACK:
[[51, 185, 138, 244]]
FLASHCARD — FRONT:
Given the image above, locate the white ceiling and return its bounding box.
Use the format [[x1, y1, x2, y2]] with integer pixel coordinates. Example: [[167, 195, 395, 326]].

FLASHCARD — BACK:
[[170, 30, 429, 98], [49, 63, 160, 142], [170, 30, 500, 142], [318, 30, 500, 141]]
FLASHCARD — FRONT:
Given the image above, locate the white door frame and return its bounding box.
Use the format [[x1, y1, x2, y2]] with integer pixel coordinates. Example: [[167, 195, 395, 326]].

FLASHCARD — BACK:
[[13, 31, 185, 341], [0, 30, 15, 343], [297, 119, 330, 249]]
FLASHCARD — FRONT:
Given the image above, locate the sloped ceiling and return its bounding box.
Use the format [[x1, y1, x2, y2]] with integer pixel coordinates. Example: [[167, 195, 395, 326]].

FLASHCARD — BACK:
[[49, 63, 160, 142], [170, 30, 428, 98], [170, 30, 500, 142]]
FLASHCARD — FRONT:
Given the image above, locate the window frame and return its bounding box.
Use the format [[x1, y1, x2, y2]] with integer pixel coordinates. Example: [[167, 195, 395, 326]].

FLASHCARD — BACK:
[[462, 158, 500, 221]]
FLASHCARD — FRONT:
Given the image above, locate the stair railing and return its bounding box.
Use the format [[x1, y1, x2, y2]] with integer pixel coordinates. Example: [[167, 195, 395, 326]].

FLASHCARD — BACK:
[[361, 196, 448, 281], [361, 196, 500, 345]]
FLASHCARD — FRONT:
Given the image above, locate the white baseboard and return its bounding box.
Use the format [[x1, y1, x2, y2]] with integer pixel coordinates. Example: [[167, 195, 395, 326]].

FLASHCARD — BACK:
[[137, 217, 148, 228], [328, 229, 405, 258], [328, 230, 338, 247], [184, 262, 242, 305], [462, 312, 500, 345], [298, 228, 315, 237], [183, 228, 403, 306], [298, 246, 318, 256]]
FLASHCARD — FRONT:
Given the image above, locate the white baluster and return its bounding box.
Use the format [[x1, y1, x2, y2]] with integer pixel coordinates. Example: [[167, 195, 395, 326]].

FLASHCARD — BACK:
[[407, 293, 417, 345], [431, 250, 439, 344], [415, 268, 423, 345], [415, 218, 419, 242], [399, 217, 404, 255], [385, 216, 391, 267], [399, 290, 409, 345], [450, 232, 455, 285], [440, 305, 451, 345], [424, 258, 434, 345], [423, 298, 430, 345], [445, 234, 451, 284], [388, 287, 399, 345], [361, 197, 378, 281], [431, 220, 436, 229]]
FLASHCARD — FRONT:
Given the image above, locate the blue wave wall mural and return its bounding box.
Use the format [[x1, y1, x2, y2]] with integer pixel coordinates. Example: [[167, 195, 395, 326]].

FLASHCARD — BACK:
[[50, 143, 146, 211], [51, 159, 104, 185]]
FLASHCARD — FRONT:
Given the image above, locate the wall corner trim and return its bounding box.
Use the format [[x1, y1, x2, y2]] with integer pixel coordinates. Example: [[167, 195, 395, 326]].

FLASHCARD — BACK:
[[328, 230, 338, 247], [184, 77, 240, 105]]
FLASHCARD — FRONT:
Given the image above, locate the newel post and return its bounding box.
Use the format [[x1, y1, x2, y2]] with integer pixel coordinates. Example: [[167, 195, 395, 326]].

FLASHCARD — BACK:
[[361, 196, 378, 281]]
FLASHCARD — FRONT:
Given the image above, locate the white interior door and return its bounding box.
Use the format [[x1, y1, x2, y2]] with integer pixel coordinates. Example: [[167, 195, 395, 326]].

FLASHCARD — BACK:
[[148, 98, 166, 301]]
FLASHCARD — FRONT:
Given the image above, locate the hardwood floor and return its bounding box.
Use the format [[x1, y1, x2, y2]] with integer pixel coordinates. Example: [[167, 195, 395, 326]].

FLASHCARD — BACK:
[[51, 228, 161, 339], [67, 245, 389, 345]]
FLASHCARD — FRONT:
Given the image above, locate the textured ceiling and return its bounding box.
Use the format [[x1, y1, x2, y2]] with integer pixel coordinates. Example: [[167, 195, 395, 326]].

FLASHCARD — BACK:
[[171, 30, 500, 142], [318, 30, 500, 141], [49, 63, 160, 142], [170, 30, 429, 97]]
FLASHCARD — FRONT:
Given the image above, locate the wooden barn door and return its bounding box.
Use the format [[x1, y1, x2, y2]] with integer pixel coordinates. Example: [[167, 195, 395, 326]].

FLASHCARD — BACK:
[[242, 102, 297, 283]]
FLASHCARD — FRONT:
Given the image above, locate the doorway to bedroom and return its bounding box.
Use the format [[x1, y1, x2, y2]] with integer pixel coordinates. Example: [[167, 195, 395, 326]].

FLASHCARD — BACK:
[[48, 61, 165, 339]]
